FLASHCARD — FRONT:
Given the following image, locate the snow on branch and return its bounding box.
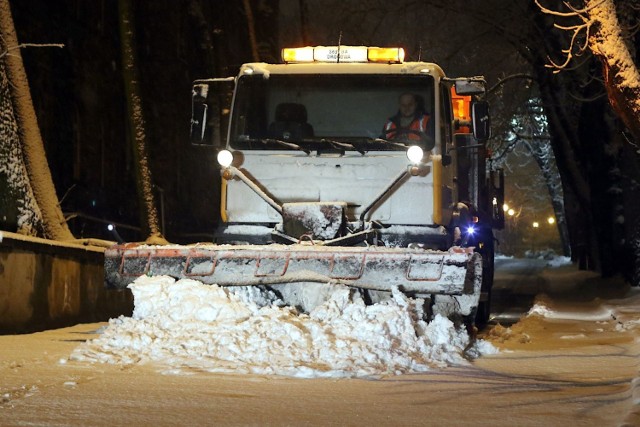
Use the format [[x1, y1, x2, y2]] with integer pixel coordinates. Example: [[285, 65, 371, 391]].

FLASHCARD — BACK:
[[0, 42, 64, 59], [535, 0, 606, 17]]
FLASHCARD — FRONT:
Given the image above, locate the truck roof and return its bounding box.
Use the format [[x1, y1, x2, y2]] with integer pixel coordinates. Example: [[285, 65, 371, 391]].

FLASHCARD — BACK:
[[238, 62, 446, 78]]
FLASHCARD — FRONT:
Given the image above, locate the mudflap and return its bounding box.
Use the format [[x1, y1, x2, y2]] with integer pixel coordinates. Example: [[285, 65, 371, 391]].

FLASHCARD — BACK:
[[104, 243, 483, 317]]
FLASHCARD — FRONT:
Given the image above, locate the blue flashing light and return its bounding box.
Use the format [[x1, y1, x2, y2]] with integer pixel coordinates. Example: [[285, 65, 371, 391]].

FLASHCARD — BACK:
[[466, 225, 476, 235]]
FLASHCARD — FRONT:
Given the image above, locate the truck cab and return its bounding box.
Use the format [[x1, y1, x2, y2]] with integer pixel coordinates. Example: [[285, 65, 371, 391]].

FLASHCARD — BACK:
[[192, 46, 498, 252], [105, 46, 503, 326]]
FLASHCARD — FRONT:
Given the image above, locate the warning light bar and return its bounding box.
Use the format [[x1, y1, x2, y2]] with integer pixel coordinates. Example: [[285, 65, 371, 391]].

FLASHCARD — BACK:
[[281, 46, 405, 64], [367, 47, 405, 63], [282, 46, 314, 63]]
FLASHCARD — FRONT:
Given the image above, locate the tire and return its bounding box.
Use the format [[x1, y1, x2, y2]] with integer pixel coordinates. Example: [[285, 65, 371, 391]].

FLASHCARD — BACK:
[[475, 292, 492, 328], [475, 230, 495, 328]]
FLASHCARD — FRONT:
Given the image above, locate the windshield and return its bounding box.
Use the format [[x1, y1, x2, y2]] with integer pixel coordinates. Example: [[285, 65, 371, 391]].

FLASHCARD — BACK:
[[229, 73, 435, 151]]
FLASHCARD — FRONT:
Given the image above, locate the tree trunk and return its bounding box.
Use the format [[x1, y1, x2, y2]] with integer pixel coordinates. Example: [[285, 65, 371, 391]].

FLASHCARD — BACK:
[[0, 0, 73, 241], [584, 0, 640, 281], [522, 139, 571, 257], [243, 0, 279, 63], [586, 0, 640, 143], [187, 0, 217, 76], [118, 0, 166, 245], [299, 0, 309, 45], [535, 69, 597, 269], [524, 4, 601, 270], [0, 56, 44, 235], [242, 0, 260, 62]]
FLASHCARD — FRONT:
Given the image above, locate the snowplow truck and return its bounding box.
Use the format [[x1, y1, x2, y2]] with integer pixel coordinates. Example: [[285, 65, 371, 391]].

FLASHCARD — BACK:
[[104, 46, 504, 326]]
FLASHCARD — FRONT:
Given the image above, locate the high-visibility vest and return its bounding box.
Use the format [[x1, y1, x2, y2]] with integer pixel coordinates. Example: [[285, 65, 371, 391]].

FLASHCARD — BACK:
[[384, 114, 430, 140]]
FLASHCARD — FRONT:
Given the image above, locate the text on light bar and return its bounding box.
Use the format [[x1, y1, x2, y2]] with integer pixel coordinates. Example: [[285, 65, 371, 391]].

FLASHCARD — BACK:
[[313, 46, 368, 62]]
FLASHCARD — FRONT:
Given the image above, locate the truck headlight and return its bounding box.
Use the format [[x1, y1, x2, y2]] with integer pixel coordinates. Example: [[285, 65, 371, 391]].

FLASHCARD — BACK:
[[217, 150, 233, 168], [406, 145, 424, 164]]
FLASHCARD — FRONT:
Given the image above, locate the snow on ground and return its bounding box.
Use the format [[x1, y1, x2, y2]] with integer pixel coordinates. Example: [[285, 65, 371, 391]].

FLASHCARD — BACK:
[[526, 288, 640, 331], [486, 257, 640, 351], [71, 276, 497, 378], [5, 257, 639, 426], [527, 258, 640, 328], [545, 255, 572, 267]]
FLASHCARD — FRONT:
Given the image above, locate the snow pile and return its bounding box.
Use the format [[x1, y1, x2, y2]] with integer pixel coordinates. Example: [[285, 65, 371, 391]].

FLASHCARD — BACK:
[[546, 256, 572, 267], [527, 301, 615, 321], [71, 276, 496, 378]]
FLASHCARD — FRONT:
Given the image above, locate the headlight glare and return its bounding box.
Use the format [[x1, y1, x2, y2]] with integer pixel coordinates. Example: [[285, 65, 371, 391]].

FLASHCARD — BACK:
[[406, 145, 424, 164], [217, 150, 233, 168]]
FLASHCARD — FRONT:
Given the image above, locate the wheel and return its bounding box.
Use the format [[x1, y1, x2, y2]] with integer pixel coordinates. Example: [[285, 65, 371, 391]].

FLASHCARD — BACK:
[[475, 292, 491, 328], [474, 230, 495, 328]]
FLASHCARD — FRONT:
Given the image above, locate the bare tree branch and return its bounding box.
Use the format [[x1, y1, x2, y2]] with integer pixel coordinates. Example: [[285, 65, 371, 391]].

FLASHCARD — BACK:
[[535, 0, 606, 17], [486, 73, 535, 95], [0, 42, 63, 59], [546, 20, 591, 73]]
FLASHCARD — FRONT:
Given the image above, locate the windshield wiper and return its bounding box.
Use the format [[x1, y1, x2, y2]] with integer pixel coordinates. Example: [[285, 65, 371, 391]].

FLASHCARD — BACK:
[[363, 137, 409, 150], [315, 137, 408, 154], [244, 138, 311, 154], [239, 137, 407, 155], [318, 138, 366, 155]]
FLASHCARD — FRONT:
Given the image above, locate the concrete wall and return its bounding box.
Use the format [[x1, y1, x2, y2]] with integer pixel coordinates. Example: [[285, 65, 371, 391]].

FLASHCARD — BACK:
[[0, 231, 133, 333]]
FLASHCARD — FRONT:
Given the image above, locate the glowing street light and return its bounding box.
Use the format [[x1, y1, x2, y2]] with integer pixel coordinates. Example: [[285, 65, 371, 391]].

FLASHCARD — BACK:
[[507, 208, 515, 216], [548, 217, 555, 225], [503, 203, 509, 212], [532, 221, 539, 228]]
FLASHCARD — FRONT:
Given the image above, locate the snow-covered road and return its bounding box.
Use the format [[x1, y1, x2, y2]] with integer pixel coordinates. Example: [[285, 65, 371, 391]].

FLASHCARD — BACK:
[[1, 258, 639, 426]]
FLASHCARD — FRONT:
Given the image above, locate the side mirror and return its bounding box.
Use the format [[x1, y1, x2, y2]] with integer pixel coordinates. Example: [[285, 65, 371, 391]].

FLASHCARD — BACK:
[[471, 101, 491, 141], [190, 84, 210, 144], [454, 78, 486, 96], [190, 77, 234, 147]]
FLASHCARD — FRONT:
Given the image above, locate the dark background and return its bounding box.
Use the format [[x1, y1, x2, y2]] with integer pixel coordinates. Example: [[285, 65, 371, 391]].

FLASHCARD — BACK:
[[9, 0, 508, 244], [11, 1, 267, 243], [9, 1, 640, 283]]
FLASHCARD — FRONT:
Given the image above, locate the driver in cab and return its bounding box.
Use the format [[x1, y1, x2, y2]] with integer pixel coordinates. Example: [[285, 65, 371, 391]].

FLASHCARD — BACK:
[[382, 93, 430, 142]]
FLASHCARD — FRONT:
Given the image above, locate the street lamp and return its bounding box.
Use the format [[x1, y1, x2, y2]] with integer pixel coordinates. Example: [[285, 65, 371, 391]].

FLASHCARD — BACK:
[[532, 221, 539, 228], [548, 217, 555, 225], [507, 208, 515, 216]]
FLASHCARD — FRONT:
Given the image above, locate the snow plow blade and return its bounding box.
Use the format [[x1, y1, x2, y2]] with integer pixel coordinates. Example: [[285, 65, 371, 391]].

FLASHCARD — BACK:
[[105, 243, 481, 297]]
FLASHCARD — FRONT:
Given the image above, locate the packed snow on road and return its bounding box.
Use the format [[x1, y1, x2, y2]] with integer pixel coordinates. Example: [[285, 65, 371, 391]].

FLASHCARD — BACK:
[[5, 258, 640, 426], [71, 276, 498, 378]]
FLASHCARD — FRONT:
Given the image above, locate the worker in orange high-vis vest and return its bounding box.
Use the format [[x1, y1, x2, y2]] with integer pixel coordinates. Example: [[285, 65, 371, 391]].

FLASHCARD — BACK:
[[382, 93, 431, 142]]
